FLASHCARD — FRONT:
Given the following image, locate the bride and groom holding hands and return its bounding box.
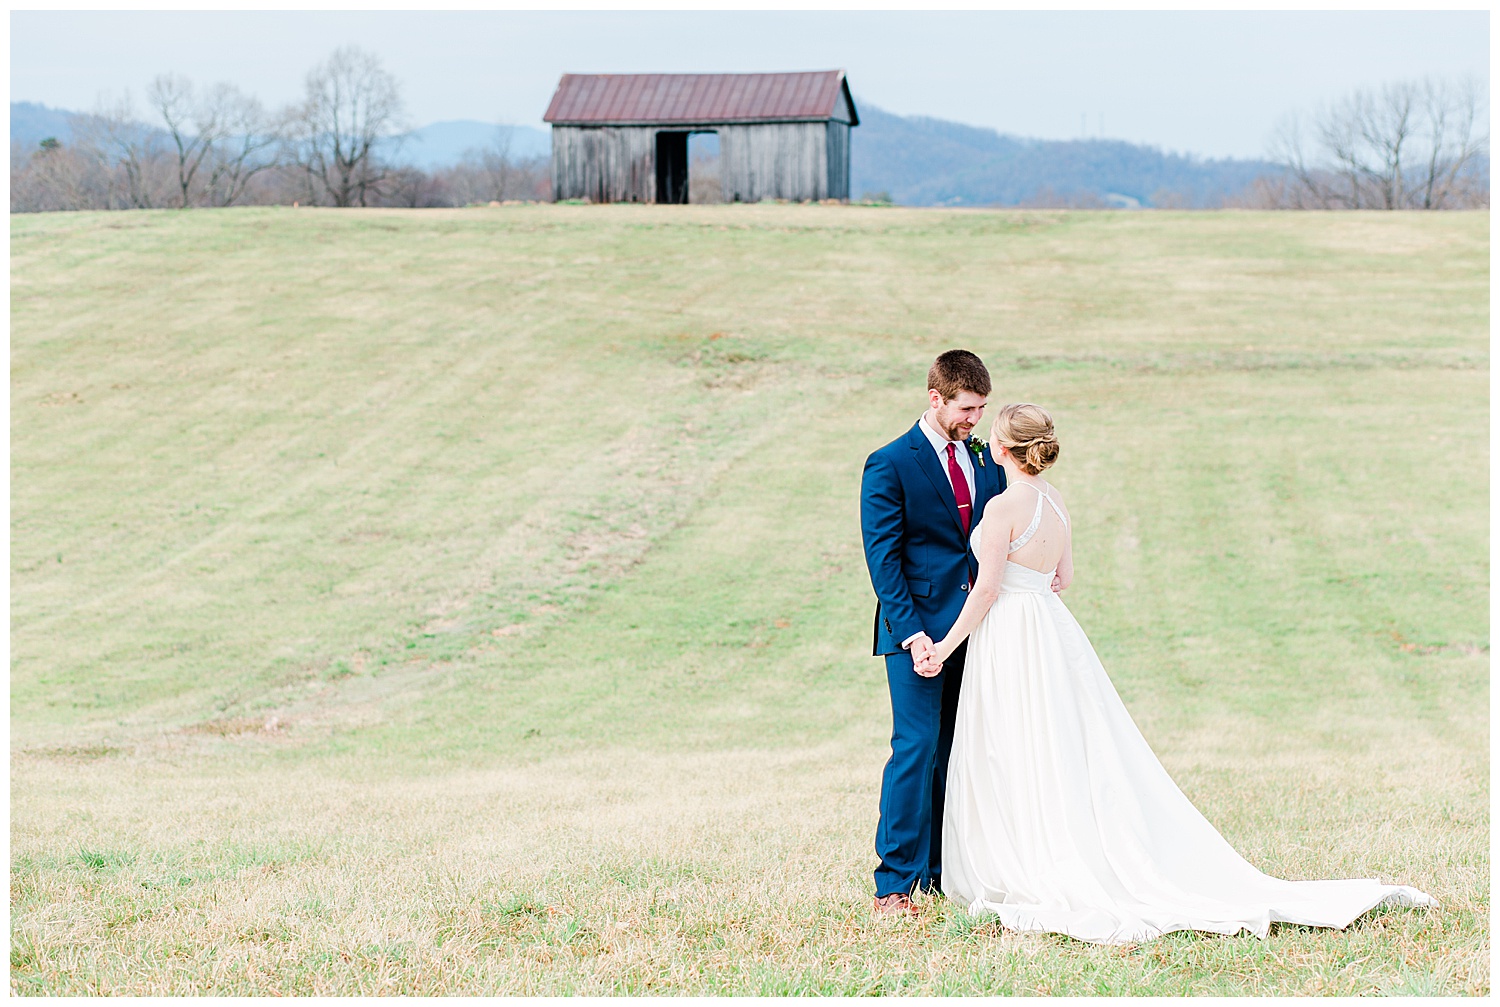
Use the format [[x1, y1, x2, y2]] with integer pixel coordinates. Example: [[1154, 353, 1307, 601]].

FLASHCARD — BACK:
[[859, 349, 1433, 945]]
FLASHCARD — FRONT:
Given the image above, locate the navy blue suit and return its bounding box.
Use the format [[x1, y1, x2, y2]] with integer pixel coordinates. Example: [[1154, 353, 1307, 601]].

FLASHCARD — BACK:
[[860, 419, 1005, 898]]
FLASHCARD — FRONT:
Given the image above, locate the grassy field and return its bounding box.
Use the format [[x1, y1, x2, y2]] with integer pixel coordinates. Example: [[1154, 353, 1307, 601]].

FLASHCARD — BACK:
[[10, 204, 1488, 995]]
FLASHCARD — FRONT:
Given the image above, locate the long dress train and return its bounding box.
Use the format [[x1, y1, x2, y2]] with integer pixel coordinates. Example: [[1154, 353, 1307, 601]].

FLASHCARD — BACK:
[[941, 488, 1434, 945]]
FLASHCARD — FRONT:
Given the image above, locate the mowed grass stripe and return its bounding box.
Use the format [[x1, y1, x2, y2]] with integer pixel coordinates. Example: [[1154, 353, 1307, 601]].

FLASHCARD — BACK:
[[13, 209, 857, 733]]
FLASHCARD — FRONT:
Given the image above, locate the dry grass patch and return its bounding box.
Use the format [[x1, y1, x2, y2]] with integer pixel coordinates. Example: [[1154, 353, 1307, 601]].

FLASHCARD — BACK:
[[11, 738, 1484, 996]]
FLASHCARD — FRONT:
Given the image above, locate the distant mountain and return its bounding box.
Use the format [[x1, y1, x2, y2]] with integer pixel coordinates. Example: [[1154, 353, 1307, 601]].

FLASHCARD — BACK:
[[12, 101, 77, 154], [851, 104, 1277, 208], [9, 103, 550, 171]]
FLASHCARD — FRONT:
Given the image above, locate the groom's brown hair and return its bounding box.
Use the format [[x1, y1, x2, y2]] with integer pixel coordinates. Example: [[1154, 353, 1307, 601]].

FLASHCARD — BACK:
[[928, 349, 992, 401]]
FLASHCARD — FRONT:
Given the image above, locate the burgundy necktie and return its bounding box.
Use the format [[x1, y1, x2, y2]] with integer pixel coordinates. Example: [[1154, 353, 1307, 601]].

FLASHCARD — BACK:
[[946, 442, 972, 536]]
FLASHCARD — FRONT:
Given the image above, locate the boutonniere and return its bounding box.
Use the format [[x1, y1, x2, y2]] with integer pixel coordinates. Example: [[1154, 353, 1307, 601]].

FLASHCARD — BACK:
[[967, 437, 987, 467]]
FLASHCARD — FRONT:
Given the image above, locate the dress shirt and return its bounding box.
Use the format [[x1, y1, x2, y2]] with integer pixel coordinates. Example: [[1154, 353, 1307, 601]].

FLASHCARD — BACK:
[[918, 412, 976, 501], [903, 412, 978, 651]]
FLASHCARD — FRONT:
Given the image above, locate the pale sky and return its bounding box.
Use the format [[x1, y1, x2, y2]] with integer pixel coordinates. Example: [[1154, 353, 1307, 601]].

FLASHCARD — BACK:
[[10, 10, 1490, 160]]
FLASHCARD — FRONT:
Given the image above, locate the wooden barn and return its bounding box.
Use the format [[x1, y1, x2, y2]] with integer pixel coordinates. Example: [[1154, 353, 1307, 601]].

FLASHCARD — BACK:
[[543, 71, 858, 204]]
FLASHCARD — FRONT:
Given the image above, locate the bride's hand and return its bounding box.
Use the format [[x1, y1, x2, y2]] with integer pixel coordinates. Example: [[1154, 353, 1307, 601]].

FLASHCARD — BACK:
[[910, 636, 941, 678]]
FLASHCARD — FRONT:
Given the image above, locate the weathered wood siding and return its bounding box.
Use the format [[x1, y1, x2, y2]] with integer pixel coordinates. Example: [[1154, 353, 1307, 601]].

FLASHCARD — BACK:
[[825, 121, 850, 200], [719, 122, 828, 202], [551, 126, 657, 202], [551, 120, 851, 203]]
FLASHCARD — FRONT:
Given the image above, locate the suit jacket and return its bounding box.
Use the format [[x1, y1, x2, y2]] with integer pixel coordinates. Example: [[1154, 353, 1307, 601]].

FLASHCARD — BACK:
[[860, 420, 1006, 657]]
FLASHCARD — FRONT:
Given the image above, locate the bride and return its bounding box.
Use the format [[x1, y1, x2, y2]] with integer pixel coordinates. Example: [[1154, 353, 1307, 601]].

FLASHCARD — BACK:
[[926, 403, 1434, 945]]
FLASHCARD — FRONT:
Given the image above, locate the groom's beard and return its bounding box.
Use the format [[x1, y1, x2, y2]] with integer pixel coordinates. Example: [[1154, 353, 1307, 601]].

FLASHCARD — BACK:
[[926, 406, 975, 442], [940, 418, 973, 441]]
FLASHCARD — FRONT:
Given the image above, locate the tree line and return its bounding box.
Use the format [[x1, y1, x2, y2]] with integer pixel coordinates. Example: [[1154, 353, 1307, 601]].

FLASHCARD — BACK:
[[11, 46, 548, 213], [1258, 75, 1487, 210], [12, 60, 1487, 213], [854, 75, 1485, 211], [1127, 75, 1487, 210]]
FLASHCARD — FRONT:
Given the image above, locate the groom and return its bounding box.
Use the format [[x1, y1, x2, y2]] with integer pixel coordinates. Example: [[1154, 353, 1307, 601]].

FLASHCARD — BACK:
[[860, 349, 1005, 915]]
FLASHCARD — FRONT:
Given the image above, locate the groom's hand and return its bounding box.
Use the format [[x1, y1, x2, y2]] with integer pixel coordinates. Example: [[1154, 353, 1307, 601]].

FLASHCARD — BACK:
[[907, 634, 941, 678], [1051, 572, 1063, 593], [913, 652, 943, 678]]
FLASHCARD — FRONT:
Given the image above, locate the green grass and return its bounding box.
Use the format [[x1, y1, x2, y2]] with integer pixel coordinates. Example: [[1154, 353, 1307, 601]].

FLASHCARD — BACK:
[[11, 204, 1488, 994]]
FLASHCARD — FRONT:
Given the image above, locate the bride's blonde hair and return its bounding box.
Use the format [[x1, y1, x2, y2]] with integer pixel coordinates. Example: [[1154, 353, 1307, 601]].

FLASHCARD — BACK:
[[990, 403, 1060, 475]]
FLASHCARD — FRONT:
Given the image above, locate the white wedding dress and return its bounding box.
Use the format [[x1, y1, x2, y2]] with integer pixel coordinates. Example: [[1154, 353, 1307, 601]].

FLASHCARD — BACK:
[[942, 484, 1434, 945]]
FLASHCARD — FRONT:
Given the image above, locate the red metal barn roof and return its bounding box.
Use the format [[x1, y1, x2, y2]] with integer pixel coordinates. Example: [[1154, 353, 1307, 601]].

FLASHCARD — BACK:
[[543, 71, 857, 126]]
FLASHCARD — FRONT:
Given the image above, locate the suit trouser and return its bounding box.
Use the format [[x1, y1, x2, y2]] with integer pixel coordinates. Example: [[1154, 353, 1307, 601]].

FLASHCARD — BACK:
[[873, 639, 968, 899]]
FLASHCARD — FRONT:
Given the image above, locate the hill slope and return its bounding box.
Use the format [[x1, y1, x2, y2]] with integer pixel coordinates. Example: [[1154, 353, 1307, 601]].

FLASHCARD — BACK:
[[11, 206, 1487, 994], [848, 104, 1277, 206], [11, 100, 76, 153]]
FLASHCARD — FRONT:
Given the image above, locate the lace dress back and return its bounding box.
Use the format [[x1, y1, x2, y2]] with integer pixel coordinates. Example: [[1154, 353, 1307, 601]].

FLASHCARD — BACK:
[[971, 482, 1067, 587], [1007, 482, 1067, 553]]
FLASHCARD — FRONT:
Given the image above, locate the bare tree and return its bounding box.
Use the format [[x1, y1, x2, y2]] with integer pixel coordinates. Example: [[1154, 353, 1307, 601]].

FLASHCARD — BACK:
[[1269, 75, 1488, 209], [147, 75, 284, 208], [12, 52, 568, 213], [1339, 83, 1409, 208], [382, 165, 449, 207], [439, 126, 552, 205], [432, 149, 551, 207], [75, 94, 173, 209], [202, 85, 284, 206], [1223, 173, 1300, 210], [149, 73, 222, 207], [475, 126, 515, 202], [288, 46, 405, 207], [12, 136, 114, 212], [1415, 76, 1488, 208], [1267, 113, 1329, 209]]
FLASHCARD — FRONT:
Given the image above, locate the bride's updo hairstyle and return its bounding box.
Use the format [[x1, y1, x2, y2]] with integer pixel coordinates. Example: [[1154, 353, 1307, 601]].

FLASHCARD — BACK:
[[991, 403, 1060, 475]]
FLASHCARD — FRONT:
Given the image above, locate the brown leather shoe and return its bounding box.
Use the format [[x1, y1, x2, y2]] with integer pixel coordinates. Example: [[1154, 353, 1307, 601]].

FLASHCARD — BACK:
[[873, 893, 921, 917]]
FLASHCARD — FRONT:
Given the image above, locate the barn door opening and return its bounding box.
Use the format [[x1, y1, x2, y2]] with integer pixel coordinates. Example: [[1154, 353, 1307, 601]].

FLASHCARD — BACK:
[[655, 131, 689, 204], [688, 131, 721, 203]]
